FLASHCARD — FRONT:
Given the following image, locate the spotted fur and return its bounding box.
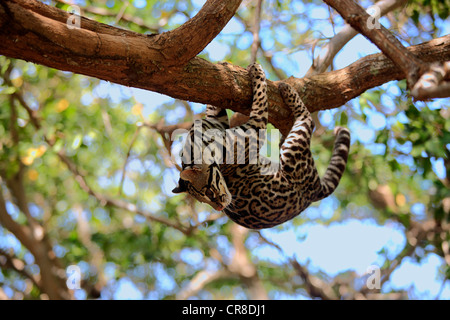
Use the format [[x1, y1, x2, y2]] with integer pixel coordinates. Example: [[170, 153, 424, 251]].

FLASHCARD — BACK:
[[173, 63, 350, 229]]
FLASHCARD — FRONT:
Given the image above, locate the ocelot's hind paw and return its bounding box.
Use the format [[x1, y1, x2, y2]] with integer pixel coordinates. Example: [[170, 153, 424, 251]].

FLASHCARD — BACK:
[[278, 82, 295, 103], [334, 126, 350, 136], [247, 63, 265, 81]]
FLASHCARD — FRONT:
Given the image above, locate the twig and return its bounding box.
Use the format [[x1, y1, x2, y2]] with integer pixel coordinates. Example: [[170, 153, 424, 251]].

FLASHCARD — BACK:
[[119, 125, 142, 195], [115, 1, 129, 25], [176, 269, 232, 300], [235, 11, 286, 80], [144, 120, 193, 172], [72, 204, 106, 294]]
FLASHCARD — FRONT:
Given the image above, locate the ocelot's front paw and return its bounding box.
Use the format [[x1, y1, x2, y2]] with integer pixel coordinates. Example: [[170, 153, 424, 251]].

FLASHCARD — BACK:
[[247, 63, 265, 81]]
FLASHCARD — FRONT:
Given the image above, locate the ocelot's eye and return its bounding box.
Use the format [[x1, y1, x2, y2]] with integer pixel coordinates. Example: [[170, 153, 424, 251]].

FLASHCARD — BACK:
[[205, 189, 214, 199]]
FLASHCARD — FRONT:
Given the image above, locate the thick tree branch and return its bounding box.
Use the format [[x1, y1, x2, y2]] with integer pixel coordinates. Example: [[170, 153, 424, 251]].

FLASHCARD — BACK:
[[156, 0, 243, 65], [0, 1, 449, 136]]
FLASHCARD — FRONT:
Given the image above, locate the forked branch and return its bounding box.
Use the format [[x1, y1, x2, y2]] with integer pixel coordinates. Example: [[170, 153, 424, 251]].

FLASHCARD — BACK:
[[322, 0, 450, 100]]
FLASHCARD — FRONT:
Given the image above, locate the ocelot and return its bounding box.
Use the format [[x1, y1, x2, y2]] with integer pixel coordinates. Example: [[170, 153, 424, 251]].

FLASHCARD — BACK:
[[172, 63, 350, 229]]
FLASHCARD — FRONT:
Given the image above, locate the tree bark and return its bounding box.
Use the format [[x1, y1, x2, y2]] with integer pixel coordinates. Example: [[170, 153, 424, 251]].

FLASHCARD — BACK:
[[0, 0, 449, 135]]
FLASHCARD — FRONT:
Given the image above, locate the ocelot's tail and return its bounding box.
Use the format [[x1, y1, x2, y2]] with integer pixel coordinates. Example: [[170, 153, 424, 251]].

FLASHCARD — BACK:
[[315, 127, 350, 201]]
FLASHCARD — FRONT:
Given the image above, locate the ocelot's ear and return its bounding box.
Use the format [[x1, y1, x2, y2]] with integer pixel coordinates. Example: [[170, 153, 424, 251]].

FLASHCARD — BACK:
[[172, 179, 187, 194], [180, 168, 201, 183]]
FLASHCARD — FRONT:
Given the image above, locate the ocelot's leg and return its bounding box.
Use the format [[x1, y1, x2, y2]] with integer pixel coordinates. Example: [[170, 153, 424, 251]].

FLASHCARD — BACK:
[[278, 82, 351, 201], [278, 83, 316, 184], [246, 63, 268, 131], [244, 63, 268, 148], [227, 63, 268, 164]]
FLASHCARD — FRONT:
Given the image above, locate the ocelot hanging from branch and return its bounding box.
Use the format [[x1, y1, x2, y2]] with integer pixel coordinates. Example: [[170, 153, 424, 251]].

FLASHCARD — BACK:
[[172, 63, 350, 229]]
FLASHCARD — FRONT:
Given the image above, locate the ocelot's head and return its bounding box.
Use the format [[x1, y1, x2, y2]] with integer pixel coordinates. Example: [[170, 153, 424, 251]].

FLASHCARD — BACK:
[[172, 163, 232, 211]]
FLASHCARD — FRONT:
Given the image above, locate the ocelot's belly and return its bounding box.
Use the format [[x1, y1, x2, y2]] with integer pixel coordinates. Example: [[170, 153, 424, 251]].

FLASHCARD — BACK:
[[224, 182, 309, 229]]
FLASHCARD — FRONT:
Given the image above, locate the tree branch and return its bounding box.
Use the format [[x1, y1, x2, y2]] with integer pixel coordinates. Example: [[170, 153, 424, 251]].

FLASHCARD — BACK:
[[0, 184, 70, 299], [0, 0, 449, 136], [306, 0, 408, 76], [156, 0, 243, 65], [322, 0, 450, 99], [322, 0, 426, 85]]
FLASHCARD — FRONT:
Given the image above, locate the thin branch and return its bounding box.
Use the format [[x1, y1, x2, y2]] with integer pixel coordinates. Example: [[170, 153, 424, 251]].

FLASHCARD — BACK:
[[72, 204, 106, 295], [114, 0, 129, 25], [144, 120, 193, 172], [234, 11, 286, 80], [178, 224, 268, 300], [289, 258, 338, 300], [176, 269, 232, 300], [250, 0, 263, 64], [119, 125, 143, 195]]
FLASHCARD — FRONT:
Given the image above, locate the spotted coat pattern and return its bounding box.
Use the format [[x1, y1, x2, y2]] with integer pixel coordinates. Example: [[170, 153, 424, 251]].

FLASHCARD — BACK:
[[173, 64, 350, 229]]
